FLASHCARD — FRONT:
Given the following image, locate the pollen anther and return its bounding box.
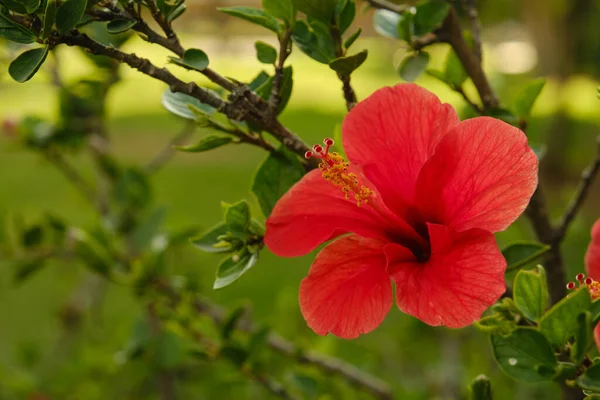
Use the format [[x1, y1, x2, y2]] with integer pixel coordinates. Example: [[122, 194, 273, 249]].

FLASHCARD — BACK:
[[567, 273, 600, 301], [306, 138, 374, 207]]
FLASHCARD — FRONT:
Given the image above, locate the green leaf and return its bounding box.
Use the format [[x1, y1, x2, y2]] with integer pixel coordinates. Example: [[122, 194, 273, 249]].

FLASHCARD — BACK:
[[9, 47, 49, 83], [41, 0, 57, 39], [329, 49, 368, 75], [0, 0, 28, 13], [469, 375, 492, 400], [132, 207, 166, 251], [291, 0, 335, 22], [161, 89, 217, 120], [491, 327, 557, 383], [0, 13, 36, 44], [56, 0, 86, 34], [222, 306, 246, 339], [373, 9, 401, 39], [514, 78, 546, 120], [474, 313, 516, 336], [337, 0, 355, 34], [291, 19, 336, 64], [166, 3, 186, 23], [251, 146, 305, 217], [513, 265, 548, 322], [218, 6, 280, 33], [190, 223, 232, 253], [70, 228, 113, 277], [262, 0, 295, 24], [255, 41, 278, 64], [221, 345, 248, 366], [539, 287, 591, 347], [224, 200, 251, 234], [255, 66, 294, 114], [343, 27, 362, 49], [413, 0, 450, 37], [578, 362, 600, 392], [214, 249, 259, 289], [572, 311, 593, 365], [174, 135, 234, 153], [445, 49, 467, 87], [398, 51, 429, 82], [168, 48, 210, 72], [484, 107, 518, 125], [106, 19, 136, 34], [502, 241, 551, 272]]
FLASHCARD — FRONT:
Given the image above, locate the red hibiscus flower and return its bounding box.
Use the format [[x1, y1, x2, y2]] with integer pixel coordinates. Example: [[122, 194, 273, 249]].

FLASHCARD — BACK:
[[584, 219, 600, 347], [264, 84, 539, 339]]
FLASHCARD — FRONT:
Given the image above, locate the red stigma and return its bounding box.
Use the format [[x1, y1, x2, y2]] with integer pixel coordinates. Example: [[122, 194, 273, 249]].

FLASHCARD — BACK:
[[585, 277, 593, 285], [576, 273, 585, 282], [324, 138, 334, 146], [305, 151, 313, 159], [313, 144, 323, 153], [566, 282, 576, 290]]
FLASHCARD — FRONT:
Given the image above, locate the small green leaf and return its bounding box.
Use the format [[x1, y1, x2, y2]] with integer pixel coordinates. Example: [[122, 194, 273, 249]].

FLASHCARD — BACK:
[[572, 311, 593, 365], [469, 375, 492, 400], [513, 265, 548, 322], [373, 9, 401, 39], [552, 362, 577, 381], [262, 0, 295, 24], [578, 362, 600, 392], [291, 19, 336, 64], [224, 200, 251, 234], [166, 3, 186, 23], [14, 260, 46, 284], [0, 13, 36, 44], [291, 0, 335, 22], [336, 0, 355, 34], [161, 89, 217, 120], [502, 241, 551, 271], [484, 107, 518, 126], [474, 313, 516, 336], [174, 135, 233, 153], [344, 27, 362, 49], [398, 51, 429, 82], [70, 228, 113, 277], [169, 48, 210, 72], [397, 10, 415, 43], [491, 327, 557, 383], [514, 78, 546, 120], [329, 49, 368, 75], [214, 249, 259, 289], [41, 0, 57, 39], [9, 47, 49, 83], [191, 223, 232, 253], [154, 330, 184, 370], [222, 306, 246, 339], [106, 19, 136, 34], [539, 287, 591, 347], [221, 345, 248, 366], [255, 41, 278, 64], [413, 0, 450, 37], [445, 49, 467, 88], [251, 146, 305, 217], [56, 0, 86, 33], [218, 6, 280, 33]]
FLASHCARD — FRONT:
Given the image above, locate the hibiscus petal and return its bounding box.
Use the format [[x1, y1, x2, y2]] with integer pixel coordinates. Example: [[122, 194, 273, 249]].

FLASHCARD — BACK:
[[585, 219, 600, 279], [299, 235, 392, 339], [265, 167, 424, 257], [388, 224, 506, 328], [342, 83, 459, 215], [594, 323, 600, 353], [415, 117, 538, 233]]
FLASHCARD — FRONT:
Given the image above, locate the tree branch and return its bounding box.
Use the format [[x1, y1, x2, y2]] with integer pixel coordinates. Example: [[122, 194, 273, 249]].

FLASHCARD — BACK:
[[331, 23, 357, 111], [45, 151, 97, 208], [253, 374, 300, 400], [555, 136, 600, 242], [268, 29, 293, 116], [461, 0, 482, 61]]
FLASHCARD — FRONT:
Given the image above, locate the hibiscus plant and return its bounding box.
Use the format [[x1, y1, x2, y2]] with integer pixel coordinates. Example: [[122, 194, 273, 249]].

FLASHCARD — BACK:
[[1, 0, 600, 399]]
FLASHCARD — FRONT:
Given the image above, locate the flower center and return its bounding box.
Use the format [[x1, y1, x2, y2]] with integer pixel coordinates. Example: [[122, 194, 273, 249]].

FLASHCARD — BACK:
[[566, 273, 600, 300], [305, 138, 374, 207]]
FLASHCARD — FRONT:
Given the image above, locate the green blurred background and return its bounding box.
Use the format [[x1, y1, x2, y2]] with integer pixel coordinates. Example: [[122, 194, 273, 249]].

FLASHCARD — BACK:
[[1, 0, 600, 399]]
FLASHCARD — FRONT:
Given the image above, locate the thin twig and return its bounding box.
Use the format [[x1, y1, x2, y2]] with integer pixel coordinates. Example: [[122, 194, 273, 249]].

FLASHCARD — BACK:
[[268, 29, 293, 116], [145, 122, 196, 174], [454, 86, 482, 114], [555, 136, 600, 242], [461, 0, 482, 61], [331, 24, 357, 111]]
